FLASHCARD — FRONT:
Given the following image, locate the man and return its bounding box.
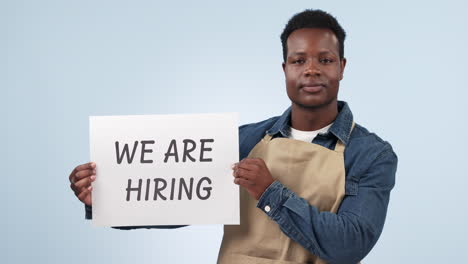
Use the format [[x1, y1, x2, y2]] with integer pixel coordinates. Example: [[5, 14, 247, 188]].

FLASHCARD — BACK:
[[69, 9, 397, 263]]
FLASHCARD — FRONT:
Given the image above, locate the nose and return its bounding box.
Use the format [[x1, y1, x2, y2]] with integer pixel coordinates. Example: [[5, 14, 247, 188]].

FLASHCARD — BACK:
[[304, 60, 321, 76]]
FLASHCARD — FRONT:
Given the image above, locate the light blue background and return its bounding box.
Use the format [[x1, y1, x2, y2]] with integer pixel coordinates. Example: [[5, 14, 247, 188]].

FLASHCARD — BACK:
[[3, 0, 468, 263]]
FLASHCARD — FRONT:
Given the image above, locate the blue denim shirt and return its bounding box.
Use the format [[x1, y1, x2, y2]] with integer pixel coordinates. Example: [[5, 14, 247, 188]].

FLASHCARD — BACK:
[[85, 100, 397, 264], [243, 101, 398, 263]]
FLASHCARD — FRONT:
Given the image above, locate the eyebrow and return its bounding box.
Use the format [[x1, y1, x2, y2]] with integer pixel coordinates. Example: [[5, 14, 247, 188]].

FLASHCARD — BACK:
[[288, 50, 338, 57], [289, 52, 307, 57]]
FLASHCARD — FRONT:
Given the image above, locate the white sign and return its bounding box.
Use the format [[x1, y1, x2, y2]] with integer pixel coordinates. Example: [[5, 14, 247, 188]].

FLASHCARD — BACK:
[[89, 113, 239, 227]]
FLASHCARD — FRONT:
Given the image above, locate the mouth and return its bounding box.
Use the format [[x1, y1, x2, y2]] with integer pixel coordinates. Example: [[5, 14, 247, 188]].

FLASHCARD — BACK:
[[300, 83, 326, 93]]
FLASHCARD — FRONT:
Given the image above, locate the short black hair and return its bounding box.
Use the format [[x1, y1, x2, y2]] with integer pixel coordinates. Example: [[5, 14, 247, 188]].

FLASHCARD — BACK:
[[280, 9, 346, 62]]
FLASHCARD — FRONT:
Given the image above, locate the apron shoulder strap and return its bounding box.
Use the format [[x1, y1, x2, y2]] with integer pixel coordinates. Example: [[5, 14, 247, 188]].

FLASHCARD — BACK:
[[263, 133, 273, 141], [334, 121, 355, 153]]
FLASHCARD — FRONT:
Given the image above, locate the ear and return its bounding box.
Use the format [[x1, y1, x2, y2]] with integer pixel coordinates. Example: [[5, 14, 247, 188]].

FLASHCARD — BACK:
[[282, 62, 286, 73], [339, 58, 347, 80]]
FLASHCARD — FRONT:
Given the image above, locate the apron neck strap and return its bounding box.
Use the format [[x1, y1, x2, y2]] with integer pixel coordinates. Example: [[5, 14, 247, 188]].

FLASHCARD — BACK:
[[263, 121, 356, 152]]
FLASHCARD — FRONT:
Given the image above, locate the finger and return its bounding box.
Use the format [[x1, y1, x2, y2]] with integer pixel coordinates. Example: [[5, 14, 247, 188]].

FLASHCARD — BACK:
[[243, 158, 268, 170], [70, 182, 80, 195], [69, 162, 96, 182], [75, 169, 96, 181], [237, 161, 259, 171], [234, 167, 256, 180], [231, 164, 242, 176], [234, 177, 254, 187], [243, 158, 265, 165], [233, 158, 250, 168], [74, 175, 95, 190], [231, 162, 238, 170], [77, 186, 92, 203], [74, 162, 96, 173], [70, 180, 83, 194]]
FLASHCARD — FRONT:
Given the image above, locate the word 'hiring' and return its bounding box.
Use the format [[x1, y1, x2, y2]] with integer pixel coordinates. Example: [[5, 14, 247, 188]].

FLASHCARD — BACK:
[[126, 177, 212, 201]]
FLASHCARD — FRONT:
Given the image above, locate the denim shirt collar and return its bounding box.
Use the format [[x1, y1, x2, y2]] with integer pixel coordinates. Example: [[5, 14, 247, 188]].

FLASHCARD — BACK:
[[266, 100, 354, 145]]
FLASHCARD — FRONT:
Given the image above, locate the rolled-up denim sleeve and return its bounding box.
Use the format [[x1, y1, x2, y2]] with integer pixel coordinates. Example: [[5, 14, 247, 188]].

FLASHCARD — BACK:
[[84, 204, 186, 230], [256, 148, 398, 264], [85, 204, 92, 220]]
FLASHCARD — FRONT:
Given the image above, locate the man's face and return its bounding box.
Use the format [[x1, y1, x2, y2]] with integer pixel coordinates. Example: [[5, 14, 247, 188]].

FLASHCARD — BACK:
[[282, 28, 346, 109]]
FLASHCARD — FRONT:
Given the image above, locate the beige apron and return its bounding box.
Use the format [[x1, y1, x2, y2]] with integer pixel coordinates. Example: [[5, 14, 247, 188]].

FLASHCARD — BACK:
[[217, 122, 355, 264]]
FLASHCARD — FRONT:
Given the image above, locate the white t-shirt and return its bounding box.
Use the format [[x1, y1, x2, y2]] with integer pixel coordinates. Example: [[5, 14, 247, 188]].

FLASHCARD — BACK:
[[288, 122, 333, 142]]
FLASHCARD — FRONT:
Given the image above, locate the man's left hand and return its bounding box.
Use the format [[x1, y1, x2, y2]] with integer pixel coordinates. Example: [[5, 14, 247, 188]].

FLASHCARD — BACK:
[[232, 158, 274, 200]]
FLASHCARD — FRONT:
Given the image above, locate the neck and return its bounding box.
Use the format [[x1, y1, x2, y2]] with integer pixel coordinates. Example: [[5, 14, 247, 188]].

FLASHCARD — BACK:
[[290, 100, 339, 131]]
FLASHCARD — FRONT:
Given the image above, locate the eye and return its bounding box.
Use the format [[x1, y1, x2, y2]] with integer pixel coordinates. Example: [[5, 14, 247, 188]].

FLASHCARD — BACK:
[[292, 59, 305, 64], [320, 58, 334, 64]]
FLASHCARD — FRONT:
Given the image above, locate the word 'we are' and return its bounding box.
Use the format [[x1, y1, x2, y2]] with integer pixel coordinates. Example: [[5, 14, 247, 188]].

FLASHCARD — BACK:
[[114, 139, 215, 164]]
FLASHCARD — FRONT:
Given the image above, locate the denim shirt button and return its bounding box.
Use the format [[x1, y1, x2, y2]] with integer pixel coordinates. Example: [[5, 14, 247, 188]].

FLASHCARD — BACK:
[[264, 205, 271, 213]]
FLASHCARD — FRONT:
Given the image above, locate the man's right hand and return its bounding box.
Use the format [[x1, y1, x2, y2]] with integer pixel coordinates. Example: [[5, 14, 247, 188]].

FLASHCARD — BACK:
[[69, 162, 96, 206]]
